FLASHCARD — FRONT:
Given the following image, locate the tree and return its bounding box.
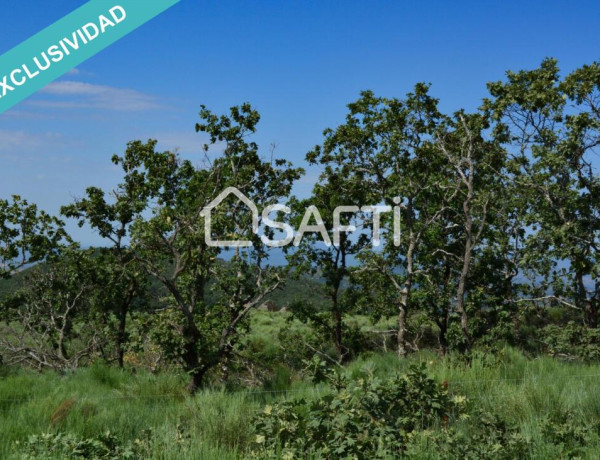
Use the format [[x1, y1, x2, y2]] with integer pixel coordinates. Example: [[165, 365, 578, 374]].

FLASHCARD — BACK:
[[0, 249, 103, 370], [0, 195, 66, 279], [110, 104, 301, 391], [486, 59, 600, 327], [288, 170, 369, 363], [433, 111, 505, 349], [61, 154, 150, 368], [307, 87, 453, 356]]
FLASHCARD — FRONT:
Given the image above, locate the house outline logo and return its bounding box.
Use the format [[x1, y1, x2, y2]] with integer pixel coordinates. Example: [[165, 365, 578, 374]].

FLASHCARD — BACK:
[[200, 186, 259, 247]]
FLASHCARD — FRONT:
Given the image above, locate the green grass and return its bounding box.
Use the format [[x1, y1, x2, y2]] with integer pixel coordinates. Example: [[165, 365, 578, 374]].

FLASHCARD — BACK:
[[348, 347, 600, 419], [2, 348, 600, 458], [0, 365, 244, 459], [0, 359, 329, 459]]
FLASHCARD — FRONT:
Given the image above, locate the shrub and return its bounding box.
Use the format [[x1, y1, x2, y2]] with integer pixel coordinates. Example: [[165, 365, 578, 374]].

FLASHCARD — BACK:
[[248, 364, 459, 459], [405, 411, 532, 460], [540, 322, 600, 362], [15, 431, 152, 459], [541, 410, 600, 458]]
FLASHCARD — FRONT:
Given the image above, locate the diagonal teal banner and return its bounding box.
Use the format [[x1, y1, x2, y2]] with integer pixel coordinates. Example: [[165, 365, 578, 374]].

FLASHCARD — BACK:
[[0, 0, 180, 114]]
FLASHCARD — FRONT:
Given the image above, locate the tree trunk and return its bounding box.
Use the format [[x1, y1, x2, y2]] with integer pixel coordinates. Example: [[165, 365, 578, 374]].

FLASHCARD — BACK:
[[436, 262, 452, 356], [116, 302, 127, 368], [182, 320, 204, 393], [512, 313, 521, 342], [397, 238, 415, 358], [116, 284, 136, 368], [584, 301, 598, 329], [577, 271, 597, 328], [187, 365, 210, 393], [456, 204, 473, 349], [397, 303, 407, 357], [437, 316, 449, 356], [332, 244, 346, 363], [219, 341, 235, 383], [333, 302, 343, 363], [503, 274, 520, 342], [58, 338, 69, 362]]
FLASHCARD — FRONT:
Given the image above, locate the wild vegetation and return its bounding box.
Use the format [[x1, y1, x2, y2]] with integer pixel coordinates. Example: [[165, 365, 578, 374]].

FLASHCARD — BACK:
[[2, 58, 600, 458]]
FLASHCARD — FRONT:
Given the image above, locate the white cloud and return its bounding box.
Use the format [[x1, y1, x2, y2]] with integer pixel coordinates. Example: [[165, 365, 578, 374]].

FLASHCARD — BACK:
[[0, 109, 50, 120], [30, 81, 164, 111], [0, 130, 83, 164], [0, 130, 64, 153]]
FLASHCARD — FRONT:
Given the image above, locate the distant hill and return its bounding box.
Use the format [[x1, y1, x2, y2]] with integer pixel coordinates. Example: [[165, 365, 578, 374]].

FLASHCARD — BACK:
[[0, 268, 32, 300], [265, 274, 330, 310], [0, 257, 330, 311]]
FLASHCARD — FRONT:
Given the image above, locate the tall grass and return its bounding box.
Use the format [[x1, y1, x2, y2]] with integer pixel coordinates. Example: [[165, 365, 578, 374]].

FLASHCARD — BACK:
[[2, 348, 600, 458]]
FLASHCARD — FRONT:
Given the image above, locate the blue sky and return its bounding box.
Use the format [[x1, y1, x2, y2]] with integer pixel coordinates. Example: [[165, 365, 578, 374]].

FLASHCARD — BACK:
[[1, 0, 599, 246]]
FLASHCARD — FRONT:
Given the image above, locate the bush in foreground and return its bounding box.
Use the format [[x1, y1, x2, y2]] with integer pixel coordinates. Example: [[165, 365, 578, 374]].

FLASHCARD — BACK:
[[249, 364, 461, 459]]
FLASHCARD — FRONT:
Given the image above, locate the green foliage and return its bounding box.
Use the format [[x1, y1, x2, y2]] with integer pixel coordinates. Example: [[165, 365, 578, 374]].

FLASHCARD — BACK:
[[264, 273, 330, 310], [539, 321, 600, 361], [540, 410, 600, 458], [62, 181, 150, 368], [7, 60, 600, 458], [302, 355, 339, 385], [0, 195, 67, 279], [249, 364, 457, 459], [406, 411, 532, 460], [2, 348, 600, 458], [0, 248, 106, 370], [16, 430, 152, 459], [136, 308, 190, 368], [487, 58, 600, 328], [117, 106, 302, 390]]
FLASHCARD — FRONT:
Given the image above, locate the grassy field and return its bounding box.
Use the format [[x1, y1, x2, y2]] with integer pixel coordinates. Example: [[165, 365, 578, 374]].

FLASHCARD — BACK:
[[2, 345, 600, 459]]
